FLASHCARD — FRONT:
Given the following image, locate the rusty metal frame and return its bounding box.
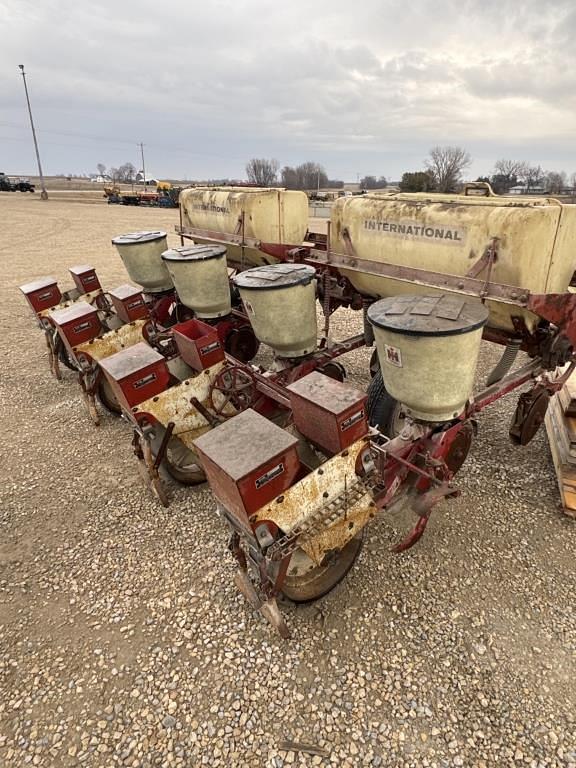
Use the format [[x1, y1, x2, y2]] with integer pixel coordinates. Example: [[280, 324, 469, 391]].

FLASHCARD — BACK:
[[305, 234, 530, 306], [175, 224, 261, 252]]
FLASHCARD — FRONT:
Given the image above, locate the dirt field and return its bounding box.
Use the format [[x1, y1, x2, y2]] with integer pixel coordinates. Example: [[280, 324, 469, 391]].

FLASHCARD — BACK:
[[1, 193, 576, 768]]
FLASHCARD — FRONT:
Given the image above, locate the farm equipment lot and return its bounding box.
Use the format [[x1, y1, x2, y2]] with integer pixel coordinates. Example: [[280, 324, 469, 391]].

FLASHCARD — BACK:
[[1, 195, 576, 766]]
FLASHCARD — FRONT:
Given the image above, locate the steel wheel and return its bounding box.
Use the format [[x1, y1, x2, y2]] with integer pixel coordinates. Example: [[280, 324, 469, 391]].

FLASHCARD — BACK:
[[281, 531, 364, 603], [163, 437, 206, 485]]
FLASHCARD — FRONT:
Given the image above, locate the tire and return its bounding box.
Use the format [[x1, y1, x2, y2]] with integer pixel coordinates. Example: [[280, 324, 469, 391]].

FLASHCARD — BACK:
[[366, 371, 405, 437], [54, 335, 77, 372], [163, 436, 206, 486], [97, 377, 121, 415], [281, 532, 364, 603], [369, 348, 380, 378]]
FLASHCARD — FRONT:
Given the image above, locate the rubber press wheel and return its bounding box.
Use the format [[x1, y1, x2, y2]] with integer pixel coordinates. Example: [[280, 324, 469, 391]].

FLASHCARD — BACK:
[[281, 532, 364, 603], [366, 371, 405, 437]]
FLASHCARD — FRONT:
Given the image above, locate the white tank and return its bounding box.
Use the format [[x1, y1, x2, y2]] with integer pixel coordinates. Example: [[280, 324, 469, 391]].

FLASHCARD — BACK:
[[368, 294, 489, 422], [180, 187, 309, 267], [112, 231, 172, 293], [161, 245, 231, 318], [233, 264, 317, 358], [332, 193, 576, 332]]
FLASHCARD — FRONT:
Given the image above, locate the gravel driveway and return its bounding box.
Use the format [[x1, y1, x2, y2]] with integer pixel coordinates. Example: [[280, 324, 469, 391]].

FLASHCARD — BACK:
[[1, 194, 575, 767]]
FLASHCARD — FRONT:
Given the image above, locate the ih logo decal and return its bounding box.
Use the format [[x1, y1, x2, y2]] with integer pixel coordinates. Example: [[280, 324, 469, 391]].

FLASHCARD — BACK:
[[385, 344, 402, 368]]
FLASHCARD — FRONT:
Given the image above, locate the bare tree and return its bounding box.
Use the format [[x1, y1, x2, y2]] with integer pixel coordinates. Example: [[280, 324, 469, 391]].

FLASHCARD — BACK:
[[425, 146, 471, 192], [96, 163, 106, 177], [570, 172, 576, 189], [246, 158, 279, 187], [281, 166, 298, 189], [545, 170, 567, 195], [490, 159, 528, 192], [493, 159, 528, 181], [523, 164, 545, 192], [280, 162, 328, 190], [360, 175, 387, 190]]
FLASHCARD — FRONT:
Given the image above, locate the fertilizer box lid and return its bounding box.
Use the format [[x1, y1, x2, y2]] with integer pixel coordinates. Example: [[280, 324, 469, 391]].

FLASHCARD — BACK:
[[194, 409, 301, 522], [287, 371, 368, 455], [368, 294, 489, 337]]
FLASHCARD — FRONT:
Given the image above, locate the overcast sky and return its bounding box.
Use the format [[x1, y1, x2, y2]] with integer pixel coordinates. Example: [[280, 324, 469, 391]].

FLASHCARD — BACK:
[[2, 0, 575, 181]]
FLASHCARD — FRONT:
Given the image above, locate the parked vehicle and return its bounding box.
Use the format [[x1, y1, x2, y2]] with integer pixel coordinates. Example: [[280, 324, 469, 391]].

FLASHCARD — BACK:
[[0, 173, 35, 192]]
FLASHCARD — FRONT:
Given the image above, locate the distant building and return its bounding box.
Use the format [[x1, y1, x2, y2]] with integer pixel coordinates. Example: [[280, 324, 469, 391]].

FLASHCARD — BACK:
[[135, 171, 159, 185], [508, 185, 546, 195]]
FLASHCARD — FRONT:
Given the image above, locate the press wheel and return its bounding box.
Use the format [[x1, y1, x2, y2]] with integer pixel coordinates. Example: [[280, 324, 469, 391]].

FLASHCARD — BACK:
[[281, 531, 364, 603], [97, 376, 121, 415], [163, 437, 206, 486], [54, 334, 77, 372], [366, 371, 405, 437]]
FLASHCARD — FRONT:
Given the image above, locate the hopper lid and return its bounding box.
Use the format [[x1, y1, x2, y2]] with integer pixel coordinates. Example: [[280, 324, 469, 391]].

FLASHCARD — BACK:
[[233, 264, 316, 291], [49, 300, 97, 325], [111, 231, 167, 246], [19, 276, 58, 293], [108, 284, 143, 300], [368, 294, 489, 337], [99, 342, 165, 380], [161, 244, 227, 262]]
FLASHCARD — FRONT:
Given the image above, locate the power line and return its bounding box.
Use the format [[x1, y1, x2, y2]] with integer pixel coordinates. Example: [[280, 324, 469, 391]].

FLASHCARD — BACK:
[[0, 120, 244, 161], [0, 121, 136, 146]]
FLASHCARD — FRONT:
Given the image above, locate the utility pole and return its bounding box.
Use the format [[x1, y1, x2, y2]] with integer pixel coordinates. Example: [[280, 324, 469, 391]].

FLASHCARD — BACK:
[[18, 65, 48, 200], [139, 142, 146, 187]]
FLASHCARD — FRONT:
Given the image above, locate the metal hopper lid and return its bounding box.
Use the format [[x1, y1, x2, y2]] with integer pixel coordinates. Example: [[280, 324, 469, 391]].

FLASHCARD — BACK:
[[161, 245, 227, 262], [367, 294, 489, 337], [233, 264, 316, 291], [111, 231, 167, 246]]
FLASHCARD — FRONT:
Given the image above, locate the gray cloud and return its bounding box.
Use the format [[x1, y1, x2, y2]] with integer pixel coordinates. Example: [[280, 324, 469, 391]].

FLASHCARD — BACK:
[[1, 0, 575, 180]]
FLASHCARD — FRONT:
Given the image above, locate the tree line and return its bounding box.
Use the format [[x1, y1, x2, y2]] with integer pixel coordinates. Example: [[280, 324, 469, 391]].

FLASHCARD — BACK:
[[246, 157, 389, 190], [398, 148, 576, 195], [247, 149, 576, 196], [246, 158, 348, 190], [94, 162, 138, 182]]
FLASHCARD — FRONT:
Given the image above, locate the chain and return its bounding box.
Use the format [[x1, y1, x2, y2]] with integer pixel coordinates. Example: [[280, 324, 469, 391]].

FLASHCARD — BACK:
[[267, 476, 376, 561]]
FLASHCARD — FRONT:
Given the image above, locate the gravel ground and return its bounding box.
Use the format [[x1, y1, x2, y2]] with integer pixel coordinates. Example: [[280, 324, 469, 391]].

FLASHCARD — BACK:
[[1, 194, 576, 768]]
